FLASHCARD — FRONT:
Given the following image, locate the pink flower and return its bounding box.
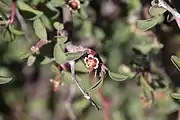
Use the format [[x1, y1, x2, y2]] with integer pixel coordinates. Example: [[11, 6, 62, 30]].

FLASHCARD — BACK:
[[84, 54, 99, 71]]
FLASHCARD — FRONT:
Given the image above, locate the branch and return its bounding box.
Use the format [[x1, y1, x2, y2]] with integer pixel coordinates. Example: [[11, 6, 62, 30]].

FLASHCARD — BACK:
[[158, 0, 180, 27], [69, 60, 100, 110]]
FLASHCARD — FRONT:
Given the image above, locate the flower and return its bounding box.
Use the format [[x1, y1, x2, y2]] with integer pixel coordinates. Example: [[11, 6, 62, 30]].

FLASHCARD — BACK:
[[84, 54, 99, 71], [67, 0, 80, 12]]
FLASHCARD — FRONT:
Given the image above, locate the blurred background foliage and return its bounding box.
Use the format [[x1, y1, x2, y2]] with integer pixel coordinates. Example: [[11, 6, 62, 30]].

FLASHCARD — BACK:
[[0, 0, 180, 120]]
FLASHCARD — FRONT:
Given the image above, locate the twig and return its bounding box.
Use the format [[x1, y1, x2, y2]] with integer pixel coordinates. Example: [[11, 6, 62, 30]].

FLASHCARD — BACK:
[[158, 0, 180, 27], [158, 0, 180, 17], [69, 60, 100, 110]]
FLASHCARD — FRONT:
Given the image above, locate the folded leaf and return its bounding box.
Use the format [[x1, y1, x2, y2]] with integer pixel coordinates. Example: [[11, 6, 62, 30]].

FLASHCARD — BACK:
[[88, 77, 104, 93], [171, 55, 180, 71], [108, 70, 128, 81], [171, 92, 180, 99], [0, 76, 13, 84], [53, 43, 67, 64]]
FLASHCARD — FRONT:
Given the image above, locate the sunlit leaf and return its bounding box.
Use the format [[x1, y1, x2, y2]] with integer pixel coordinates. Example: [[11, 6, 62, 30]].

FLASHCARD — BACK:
[[53, 43, 67, 64], [108, 70, 128, 81], [8, 25, 24, 35], [56, 36, 68, 45], [33, 18, 47, 40], [171, 55, 180, 71], [88, 77, 103, 93], [27, 55, 36, 66], [171, 92, 180, 99], [66, 51, 85, 61], [53, 21, 64, 30], [137, 17, 158, 31], [149, 6, 166, 16], [40, 57, 55, 64], [17, 1, 43, 19], [156, 15, 165, 24], [0, 76, 13, 84]]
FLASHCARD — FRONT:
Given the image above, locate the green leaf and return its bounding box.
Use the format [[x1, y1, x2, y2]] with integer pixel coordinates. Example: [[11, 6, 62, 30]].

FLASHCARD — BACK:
[[50, 64, 60, 74], [53, 43, 67, 64], [20, 52, 32, 59], [73, 98, 90, 112], [45, 2, 60, 20], [8, 25, 24, 35], [171, 55, 180, 71], [88, 77, 103, 93], [56, 36, 68, 45], [27, 55, 36, 66], [108, 70, 128, 81], [75, 60, 88, 72], [140, 76, 154, 91], [61, 71, 74, 84], [40, 15, 53, 30], [0, 76, 13, 84], [137, 17, 158, 31], [66, 51, 85, 61], [17, 1, 43, 19], [149, 6, 166, 16], [78, 8, 88, 19], [41, 57, 55, 64], [171, 93, 180, 99], [33, 18, 47, 40], [49, 0, 65, 7], [53, 21, 64, 30]]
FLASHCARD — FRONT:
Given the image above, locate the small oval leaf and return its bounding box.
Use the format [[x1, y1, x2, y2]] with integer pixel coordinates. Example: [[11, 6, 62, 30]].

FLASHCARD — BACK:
[[33, 18, 47, 40], [137, 17, 158, 31], [53, 43, 67, 64], [149, 6, 166, 16], [171, 92, 180, 99], [108, 70, 128, 81], [66, 51, 85, 61], [53, 22, 64, 30], [171, 55, 180, 71], [27, 55, 36, 66], [88, 77, 104, 93], [0, 76, 13, 84]]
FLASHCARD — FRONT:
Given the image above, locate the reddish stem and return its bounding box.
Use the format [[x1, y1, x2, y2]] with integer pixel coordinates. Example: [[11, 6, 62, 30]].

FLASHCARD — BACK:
[[34, 40, 48, 49], [9, 0, 17, 24]]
